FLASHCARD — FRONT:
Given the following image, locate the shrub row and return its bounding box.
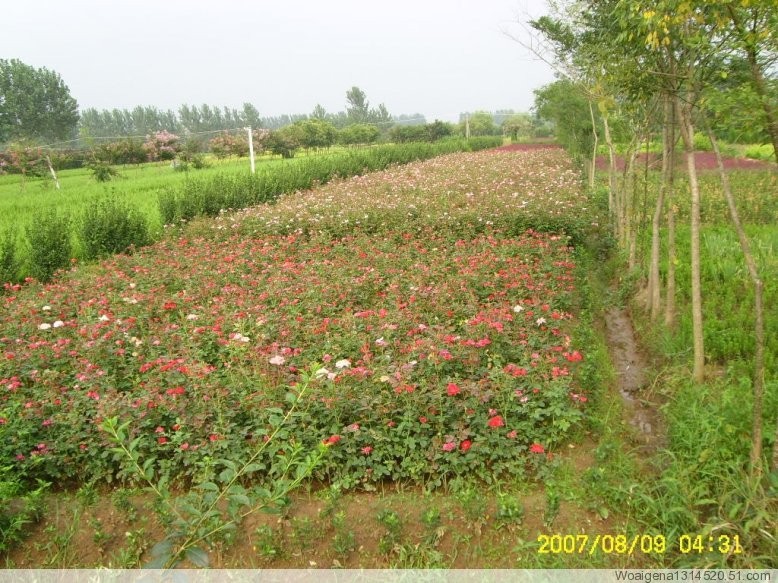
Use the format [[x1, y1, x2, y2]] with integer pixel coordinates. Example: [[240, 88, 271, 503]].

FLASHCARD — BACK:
[[1, 199, 152, 284], [159, 137, 502, 224], [1, 138, 501, 286]]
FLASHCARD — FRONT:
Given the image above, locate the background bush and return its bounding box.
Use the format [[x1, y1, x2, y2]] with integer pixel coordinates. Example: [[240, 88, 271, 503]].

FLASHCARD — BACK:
[[0, 232, 18, 284], [25, 209, 72, 282], [80, 197, 151, 259]]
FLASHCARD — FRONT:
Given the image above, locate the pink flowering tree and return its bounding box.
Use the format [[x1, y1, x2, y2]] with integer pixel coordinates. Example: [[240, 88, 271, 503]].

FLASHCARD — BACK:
[[143, 130, 181, 161]]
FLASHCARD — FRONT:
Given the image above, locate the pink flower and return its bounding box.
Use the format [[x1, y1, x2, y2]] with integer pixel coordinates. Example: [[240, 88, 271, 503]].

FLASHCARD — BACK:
[[442, 441, 457, 452], [507, 430, 517, 439], [530, 443, 545, 454], [346, 423, 360, 432], [361, 446, 373, 455], [446, 382, 461, 396], [418, 416, 428, 424]]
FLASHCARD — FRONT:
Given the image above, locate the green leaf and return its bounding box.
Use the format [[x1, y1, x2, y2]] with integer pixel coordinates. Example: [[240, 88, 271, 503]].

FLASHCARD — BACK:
[[230, 493, 251, 506], [219, 468, 236, 483], [184, 546, 210, 568], [196, 481, 220, 492], [149, 537, 175, 558]]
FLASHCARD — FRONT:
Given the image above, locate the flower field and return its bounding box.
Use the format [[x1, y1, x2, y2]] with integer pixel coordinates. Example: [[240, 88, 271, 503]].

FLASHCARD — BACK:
[[1, 148, 595, 490], [206, 148, 589, 242]]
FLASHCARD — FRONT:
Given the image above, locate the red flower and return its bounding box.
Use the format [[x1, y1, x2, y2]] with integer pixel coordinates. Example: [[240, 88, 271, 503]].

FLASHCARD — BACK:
[[446, 382, 461, 396], [530, 443, 545, 454], [487, 415, 505, 428], [419, 416, 428, 424], [460, 440, 472, 452], [504, 363, 528, 377], [564, 350, 583, 362], [322, 434, 341, 446], [163, 301, 177, 310], [157, 436, 168, 445]]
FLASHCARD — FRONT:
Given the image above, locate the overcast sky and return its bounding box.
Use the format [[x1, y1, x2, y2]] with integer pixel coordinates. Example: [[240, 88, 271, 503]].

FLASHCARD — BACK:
[[2, 0, 555, 123]]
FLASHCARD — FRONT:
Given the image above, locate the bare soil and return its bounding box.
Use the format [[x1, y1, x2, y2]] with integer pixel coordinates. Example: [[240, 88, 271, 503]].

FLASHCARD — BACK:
[[604, 308, 666, 455]]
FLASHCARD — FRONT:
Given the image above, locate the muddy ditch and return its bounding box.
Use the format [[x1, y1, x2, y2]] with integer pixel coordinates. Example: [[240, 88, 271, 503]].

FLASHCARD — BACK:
[[604, 308, 666, 454]]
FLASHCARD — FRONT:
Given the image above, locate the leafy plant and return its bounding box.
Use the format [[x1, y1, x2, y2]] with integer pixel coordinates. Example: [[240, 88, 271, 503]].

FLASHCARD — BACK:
[[80, 197, 150, 259], [0, 468, 49, 553], [25, 208, 71, 282], [100, 368, 326, 568], [0, 231, 18, 284], [87, 160, 120, 182]]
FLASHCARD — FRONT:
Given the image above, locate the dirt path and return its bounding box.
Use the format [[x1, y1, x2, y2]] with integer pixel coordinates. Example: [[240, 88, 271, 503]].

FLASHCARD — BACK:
[[604, 308, 666, 454]]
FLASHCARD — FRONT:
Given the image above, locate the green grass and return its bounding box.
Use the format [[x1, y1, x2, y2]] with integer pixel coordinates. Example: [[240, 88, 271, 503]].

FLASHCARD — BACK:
[[603, 165, 778, 568], [0, 150, 358, 238]]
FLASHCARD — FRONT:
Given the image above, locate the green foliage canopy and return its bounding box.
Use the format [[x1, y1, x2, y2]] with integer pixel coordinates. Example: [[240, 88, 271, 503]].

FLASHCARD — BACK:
[[0, 59, 79, 143]]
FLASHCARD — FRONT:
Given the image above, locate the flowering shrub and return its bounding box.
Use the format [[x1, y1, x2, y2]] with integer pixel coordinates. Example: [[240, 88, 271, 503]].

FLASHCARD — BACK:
[[0, 147, 595, 489], [143, 131, 180, 162], [95, 140, 147, 165], [0, 228, 589, 487], [208, 133, 249, 158]]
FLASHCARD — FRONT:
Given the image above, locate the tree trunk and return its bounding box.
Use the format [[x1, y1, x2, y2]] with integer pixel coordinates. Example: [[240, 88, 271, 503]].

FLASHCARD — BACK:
[[619, 146, 638, 262], [603, 112, 617, 218], [649, 96, 672, 317], [665, 99, 677, 328], [588, 100, 599, 191], [676, 94, 705, 384], [627, 146, 638, 269], [707, 126, 766, 475]]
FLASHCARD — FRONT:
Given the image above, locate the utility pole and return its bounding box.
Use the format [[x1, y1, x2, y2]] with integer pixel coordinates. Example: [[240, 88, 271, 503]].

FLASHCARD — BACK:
[[246, 126, 255, 174]]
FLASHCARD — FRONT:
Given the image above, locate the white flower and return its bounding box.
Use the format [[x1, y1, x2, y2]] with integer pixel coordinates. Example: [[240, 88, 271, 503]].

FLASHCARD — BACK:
[[231, 332, 250, 342], [52, 320, 64, 328], [536, 317, 547, 326], [375, 337, 387, 347], [42, 306, 52, 312], [269, 355, 286, 366], [186, 314, 198, 321], [335, 359, 351, 369], [513, 305, 524, 313], [38, 323, 51, 330], [99, 315, 110, 322]]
